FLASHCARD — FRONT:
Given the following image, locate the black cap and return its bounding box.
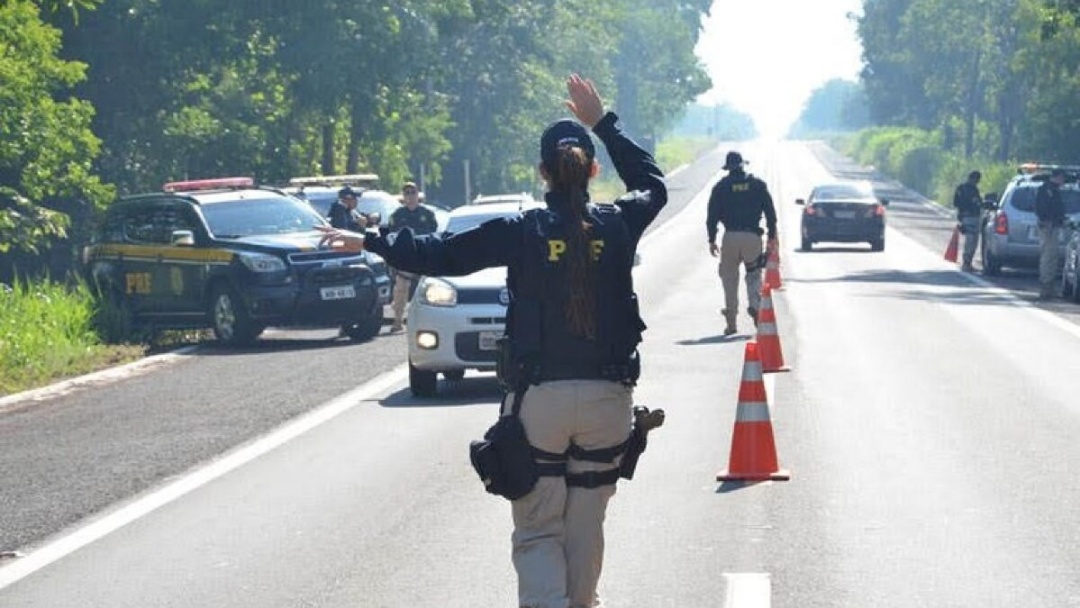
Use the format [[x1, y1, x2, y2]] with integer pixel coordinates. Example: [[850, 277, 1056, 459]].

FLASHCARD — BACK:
[[540, 119, 595, 168], [338, 186, 357, 198], [723, 151, 746, 171]]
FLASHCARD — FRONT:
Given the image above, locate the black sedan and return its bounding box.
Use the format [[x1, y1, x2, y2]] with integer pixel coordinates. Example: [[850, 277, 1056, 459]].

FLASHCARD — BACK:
[[797, 181, 889, 251]]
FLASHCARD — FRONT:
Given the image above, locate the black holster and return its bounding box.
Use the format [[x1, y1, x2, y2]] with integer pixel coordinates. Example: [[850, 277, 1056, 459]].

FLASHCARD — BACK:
[[468, 390, 539, 500], [618, 405, 665, 480]]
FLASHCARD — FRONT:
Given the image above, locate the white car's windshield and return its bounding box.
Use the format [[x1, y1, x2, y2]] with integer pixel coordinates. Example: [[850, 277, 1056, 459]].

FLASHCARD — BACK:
[[446, 212, 519, 234]]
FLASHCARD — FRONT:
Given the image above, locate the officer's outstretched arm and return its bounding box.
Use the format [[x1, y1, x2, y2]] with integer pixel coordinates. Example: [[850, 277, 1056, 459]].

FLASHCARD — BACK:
[[362, 217, 520, 277], [596, 116, 667, 240]]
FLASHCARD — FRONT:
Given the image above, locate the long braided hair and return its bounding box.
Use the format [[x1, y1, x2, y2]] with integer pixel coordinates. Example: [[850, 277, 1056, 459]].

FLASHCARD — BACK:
[[546, 145, 597, 339]]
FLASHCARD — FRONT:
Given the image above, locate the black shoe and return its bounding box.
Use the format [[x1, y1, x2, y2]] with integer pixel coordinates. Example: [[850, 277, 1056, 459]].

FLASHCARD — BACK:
[[723, 325, 737, 336]]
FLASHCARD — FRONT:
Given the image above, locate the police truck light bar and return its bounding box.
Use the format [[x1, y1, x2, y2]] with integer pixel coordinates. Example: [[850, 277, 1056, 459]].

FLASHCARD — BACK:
[[163, 177, 254, 192], [1018, 163, 1080, 175], [287, 174, 380, 187]]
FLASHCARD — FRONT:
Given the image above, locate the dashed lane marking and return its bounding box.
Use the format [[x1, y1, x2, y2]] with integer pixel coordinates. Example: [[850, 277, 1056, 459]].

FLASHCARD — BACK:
[[723, 572, 772, 608]]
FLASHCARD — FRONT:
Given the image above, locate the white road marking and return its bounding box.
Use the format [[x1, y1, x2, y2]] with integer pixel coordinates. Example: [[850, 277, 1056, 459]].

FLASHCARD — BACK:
[[723, 572, 772, 608], [0, 364, 408, 591]]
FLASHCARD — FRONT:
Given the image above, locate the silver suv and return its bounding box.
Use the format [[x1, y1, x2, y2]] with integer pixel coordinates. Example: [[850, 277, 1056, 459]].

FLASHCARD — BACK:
[[981, 164, 1080, 275]]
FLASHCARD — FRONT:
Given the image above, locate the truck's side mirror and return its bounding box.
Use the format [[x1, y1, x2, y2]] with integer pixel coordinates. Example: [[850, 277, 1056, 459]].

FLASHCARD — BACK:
[[795, 198, 805, 206], [171, 230, 195, 246]]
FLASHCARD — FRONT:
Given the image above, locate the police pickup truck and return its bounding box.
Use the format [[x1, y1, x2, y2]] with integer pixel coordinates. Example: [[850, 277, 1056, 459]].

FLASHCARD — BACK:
[[83, 177, 391, 344]]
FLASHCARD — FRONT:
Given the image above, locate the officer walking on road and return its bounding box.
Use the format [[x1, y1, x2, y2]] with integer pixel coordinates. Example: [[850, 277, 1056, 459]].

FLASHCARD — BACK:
[[1035, 168, 1067, 299], [318, 74, 666, 608], [705, 151, 778, 335], [953, 170, 984, 272], [387, 181, 438, 332]]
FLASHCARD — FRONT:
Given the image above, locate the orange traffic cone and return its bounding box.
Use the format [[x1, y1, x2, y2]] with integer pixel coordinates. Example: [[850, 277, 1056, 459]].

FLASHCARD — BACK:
[[764, 246, 782, 290], [757, 285, 790, 373], [716, 341, 790, 482], [944, 226, 960, 262]]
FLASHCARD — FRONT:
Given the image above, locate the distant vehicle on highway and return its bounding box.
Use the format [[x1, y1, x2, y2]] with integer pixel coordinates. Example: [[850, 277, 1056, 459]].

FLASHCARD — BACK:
[[796, 181, 888, 251], [980, 163, 1080, 276], [83, 176, 391, 345], [405, 200, 545, 397]]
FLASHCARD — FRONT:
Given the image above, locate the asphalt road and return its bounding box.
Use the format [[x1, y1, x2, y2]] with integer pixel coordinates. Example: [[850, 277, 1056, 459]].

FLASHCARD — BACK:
[[2, 141, 1079, 607]]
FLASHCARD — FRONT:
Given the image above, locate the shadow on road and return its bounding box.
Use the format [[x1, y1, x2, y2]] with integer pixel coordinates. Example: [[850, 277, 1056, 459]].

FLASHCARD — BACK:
[[379, 375, 502, 408], [676, 333, 750, 346], [189, 331, 398, 357]]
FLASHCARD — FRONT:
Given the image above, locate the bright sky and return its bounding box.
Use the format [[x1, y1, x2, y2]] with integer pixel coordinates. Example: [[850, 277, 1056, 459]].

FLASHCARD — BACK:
[[695, 0, 864, 139]]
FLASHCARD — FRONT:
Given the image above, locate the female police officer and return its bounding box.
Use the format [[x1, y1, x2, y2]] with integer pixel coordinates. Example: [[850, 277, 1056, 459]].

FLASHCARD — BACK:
[[319, 74, 666, 608]]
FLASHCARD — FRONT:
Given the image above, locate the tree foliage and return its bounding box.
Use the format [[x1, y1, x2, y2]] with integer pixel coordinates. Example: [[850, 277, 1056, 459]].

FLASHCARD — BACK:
[[857, 0, 1080, 163], [4, 0, 710, 274], [0, 1, 111, 259], [789, 79, 870, 138]]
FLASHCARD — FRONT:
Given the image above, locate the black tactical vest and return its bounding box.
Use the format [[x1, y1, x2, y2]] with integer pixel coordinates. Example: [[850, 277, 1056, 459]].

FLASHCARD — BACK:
[[505, 203, 645, 381]]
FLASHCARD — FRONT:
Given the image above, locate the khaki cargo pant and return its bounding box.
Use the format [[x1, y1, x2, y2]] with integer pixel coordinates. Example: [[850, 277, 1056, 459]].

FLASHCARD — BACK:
[[391, 271, 417, 327], [509, 379, 633, 608], [959, 215, 981, 266], [718, 230, 764, 328], [1039, 222, 1062, 297]]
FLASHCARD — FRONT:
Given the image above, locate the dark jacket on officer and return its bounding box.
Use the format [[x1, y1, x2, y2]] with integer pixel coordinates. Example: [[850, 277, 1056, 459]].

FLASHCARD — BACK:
[[953, 181, 983, 219], [705, 169, 777, 243], [389, 205, 438, 236], [1035, 180, 1065, 227], [327, 201, 365, 232], [362, 112, 666, 380]]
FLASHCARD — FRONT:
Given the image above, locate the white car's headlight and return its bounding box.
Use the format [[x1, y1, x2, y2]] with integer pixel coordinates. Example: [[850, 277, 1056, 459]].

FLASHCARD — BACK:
[[239, 252, 287, 273], [418, 277, 457, 307]]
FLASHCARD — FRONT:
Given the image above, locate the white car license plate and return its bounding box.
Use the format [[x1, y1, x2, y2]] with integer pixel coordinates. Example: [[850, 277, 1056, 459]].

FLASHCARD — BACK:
[[833, 210, 857, 219], [320, 285, 356, 300], [478, 331, 501, 351]]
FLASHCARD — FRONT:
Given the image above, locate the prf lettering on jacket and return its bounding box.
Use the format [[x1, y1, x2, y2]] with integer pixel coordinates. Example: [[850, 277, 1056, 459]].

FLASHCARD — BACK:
[[732, 183, 750, 192], [547, 239, 605, 262]]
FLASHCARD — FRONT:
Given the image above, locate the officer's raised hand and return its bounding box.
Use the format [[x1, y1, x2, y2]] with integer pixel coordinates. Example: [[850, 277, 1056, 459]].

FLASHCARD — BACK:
[[316, 225, 365, 253], [564, 74, 604, 128]]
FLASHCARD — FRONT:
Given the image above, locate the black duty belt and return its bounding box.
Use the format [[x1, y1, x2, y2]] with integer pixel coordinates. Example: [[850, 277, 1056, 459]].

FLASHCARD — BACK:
[[535, 362, 632, 383]]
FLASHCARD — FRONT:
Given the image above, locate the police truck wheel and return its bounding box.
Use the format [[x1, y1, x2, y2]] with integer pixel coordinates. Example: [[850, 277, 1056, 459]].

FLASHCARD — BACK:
[[98, 287, 135, 344], [210, 285, 258, 346], [801, 237, 812, 251], [982, 246, 1002, 276], [870, 237, 885, 252], [443, 369, 465, 381], [345, 314, 382, 342], [409, 360, 438, 397]]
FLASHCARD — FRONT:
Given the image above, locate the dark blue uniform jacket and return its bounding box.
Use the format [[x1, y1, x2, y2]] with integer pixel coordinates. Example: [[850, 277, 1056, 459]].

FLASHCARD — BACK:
[[363, 112, 666, 375]]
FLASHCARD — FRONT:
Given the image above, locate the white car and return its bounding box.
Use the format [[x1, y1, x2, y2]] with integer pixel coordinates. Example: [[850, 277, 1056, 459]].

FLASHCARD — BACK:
[[406, 200, 544, 396]]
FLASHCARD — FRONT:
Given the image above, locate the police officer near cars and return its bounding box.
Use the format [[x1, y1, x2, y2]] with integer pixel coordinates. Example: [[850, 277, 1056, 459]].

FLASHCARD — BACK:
[[326, 186, 367, 232], [705, 151, 778, 335], [1035, 167, 1067, 299], [318, 73, 666, 608], [953, 170, 984, 272], [387, 181, 438, 332]]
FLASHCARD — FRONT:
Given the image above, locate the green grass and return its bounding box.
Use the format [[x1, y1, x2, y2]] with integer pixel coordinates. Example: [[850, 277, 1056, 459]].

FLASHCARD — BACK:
[[0, 278, 146, 397]]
